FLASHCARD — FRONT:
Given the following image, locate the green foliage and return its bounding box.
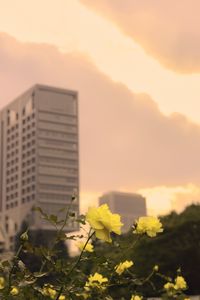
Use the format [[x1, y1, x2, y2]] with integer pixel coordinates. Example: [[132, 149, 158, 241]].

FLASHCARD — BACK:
[[128, 204, 200, 295], [0, 201, 192, 300]]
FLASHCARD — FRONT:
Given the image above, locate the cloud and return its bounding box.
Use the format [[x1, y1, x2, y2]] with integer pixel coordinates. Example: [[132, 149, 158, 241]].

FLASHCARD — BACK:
[[1, 32, 200, 195], [80, 0, 200, 73]]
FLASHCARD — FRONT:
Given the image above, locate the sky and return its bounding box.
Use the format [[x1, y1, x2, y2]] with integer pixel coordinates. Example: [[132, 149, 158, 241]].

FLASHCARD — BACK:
[[0, 0, 200, 215]]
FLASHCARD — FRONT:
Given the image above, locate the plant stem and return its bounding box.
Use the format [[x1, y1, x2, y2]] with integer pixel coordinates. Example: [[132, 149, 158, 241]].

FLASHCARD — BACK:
[[7, 244, 23, 294], [55, 230, 95, 300]]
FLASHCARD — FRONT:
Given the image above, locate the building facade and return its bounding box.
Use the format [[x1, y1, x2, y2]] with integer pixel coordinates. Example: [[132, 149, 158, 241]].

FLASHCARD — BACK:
[[99, 191, 146, 233], [0, 84, 79, 251]]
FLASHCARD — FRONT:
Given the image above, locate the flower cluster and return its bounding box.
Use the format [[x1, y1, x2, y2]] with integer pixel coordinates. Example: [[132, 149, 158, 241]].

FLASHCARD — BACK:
[[76, 241, 94, 253], [164, 275, 187, 297], [115, 260, 134, 275], [86, 204, 123, 242], [42, 284, 65, 300], [0, 201, 189, 300], [134, 216, 163, 237], [84, 272, 108, 291]]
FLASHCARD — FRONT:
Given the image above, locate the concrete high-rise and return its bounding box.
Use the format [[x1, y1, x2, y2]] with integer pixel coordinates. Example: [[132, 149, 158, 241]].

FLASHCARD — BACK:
[[99, 191, 146, 232], [0, 84, 79, 251]]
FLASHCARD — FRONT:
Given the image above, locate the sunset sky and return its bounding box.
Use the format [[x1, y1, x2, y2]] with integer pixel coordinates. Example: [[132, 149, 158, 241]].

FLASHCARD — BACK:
[[1, 0, 200, 215]]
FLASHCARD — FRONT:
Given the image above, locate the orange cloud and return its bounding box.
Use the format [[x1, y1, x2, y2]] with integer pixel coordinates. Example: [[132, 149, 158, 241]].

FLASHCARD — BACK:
[[81, 0, 200, 73], [1, 33, 200, 198]]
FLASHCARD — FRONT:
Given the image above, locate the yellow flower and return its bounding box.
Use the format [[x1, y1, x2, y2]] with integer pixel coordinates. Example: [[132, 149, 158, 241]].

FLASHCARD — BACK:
[[134, 216, 163, 237], [76, 241, 94, 252], [174, 276, 187, 290], [58, 295, 66, 300], [10, 286, 19, 296], [0, 277, 5, 289], [84, 272, 108, 291], [131, 295, 143, 300], [76, 292, 89, 299], [42, 284, 57, 299], [115, 260, 134, 275], [86, 204, 123, 242], [164, 282, 175, 290]]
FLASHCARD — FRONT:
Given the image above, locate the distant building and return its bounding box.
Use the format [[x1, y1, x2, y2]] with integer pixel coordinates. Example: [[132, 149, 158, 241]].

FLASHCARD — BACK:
[[0, 84, 79, 251], [99, 191, 146, 232]]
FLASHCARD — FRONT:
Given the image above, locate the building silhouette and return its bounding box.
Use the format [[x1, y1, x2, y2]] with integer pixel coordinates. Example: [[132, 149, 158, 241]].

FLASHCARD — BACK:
[[0, 84, 79, 251], [99, 191, 146, 232]]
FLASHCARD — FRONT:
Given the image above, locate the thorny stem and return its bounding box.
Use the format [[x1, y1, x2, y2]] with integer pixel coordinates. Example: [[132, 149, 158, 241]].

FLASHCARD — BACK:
[[7, 244, 23, 295], [39, 197, 75, 273], [55, 230, 95, 300]]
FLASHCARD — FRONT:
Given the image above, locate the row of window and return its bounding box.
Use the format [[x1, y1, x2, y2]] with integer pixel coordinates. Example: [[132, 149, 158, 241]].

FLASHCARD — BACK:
[[6, 183, 18, 192], [7, 157, 19, 167], [6, 201, 18, 210], [7, 123, 19, 134], [6, 174, 18, 184], [22, 148, 36, 158], [22, 122, 35, 132], [39, 183, 76, 192], [38, 129, 77, 140], [39, 156, 78, 165], [22, 157, 36, 167], [22, 140, 35, 150], [6, 192, 18, 201], [38, 138, 77, 149], [7, 133, 19, 143], [22, 112, 35, 124], [22, 185, 35, 194], [22, 130, 36, 141], [39, 165, 78, 175], [22, 194, 35, 203], [39, 193, 72, 201], [7, 149, 19, 159], [6, 166, 18, 175], [38, 121, 77, 133], [22, 166, 35, 177], [7, 141, 19, 150], [38, 111, 77, 125], [22, 176, 36, 186]]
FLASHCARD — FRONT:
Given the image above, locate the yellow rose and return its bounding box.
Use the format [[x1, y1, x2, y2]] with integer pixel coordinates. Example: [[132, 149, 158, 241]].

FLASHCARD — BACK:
[[164, 282, 175, 290], [115, 260, 134, 275], [134, 216, 163, 237], [42, 284, 57, 299], [10, 286, 19, 296], [174, 276, 187, 290], [131, 295, 143, 300], [58, 295, 66, 300], [84, 272, 108, 291], [86, 204, 123, 242], [0, 277, 5, 289], [76, 241, 94, 252]]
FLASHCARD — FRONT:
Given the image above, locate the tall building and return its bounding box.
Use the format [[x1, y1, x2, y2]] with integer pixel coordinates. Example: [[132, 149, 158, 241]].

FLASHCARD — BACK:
[[99, 191, 146, 232], [0, 84, 79, 251]]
